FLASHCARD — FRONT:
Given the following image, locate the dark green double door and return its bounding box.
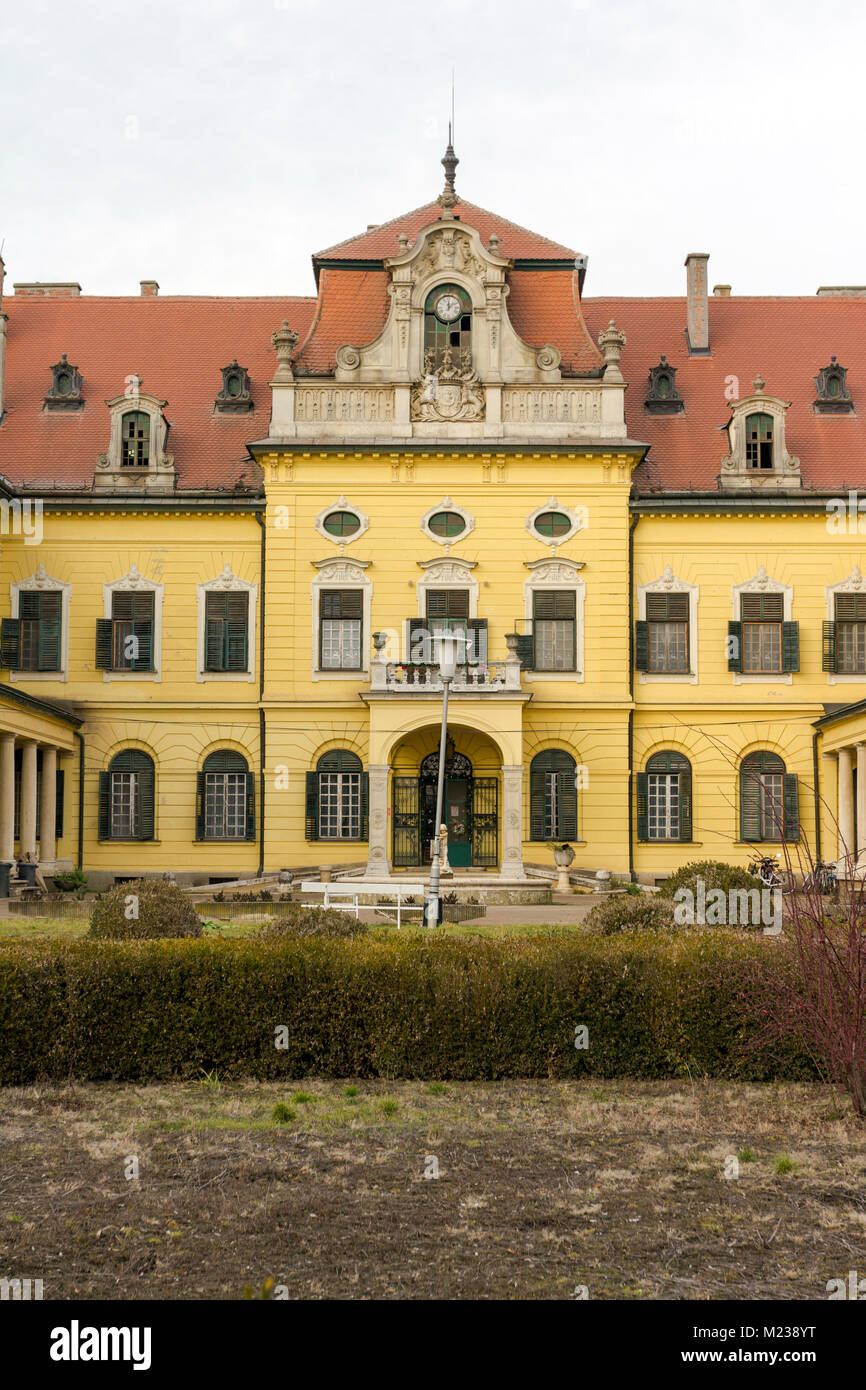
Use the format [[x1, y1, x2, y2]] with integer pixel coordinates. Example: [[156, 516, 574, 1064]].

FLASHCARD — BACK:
[[393, 775, 498, 868]]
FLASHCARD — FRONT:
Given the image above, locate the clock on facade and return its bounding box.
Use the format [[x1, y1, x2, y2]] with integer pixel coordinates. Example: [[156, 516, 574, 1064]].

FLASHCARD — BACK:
[[435, 292, 463, 323]]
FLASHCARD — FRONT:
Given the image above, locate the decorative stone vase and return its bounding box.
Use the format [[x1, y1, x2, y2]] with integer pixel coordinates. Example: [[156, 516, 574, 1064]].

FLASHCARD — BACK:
[[553, 845, 574, 868]]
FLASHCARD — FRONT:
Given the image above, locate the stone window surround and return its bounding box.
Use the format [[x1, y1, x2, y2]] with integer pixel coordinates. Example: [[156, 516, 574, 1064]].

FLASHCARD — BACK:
[[10, 563, 71, 684], [314, 495, 370, 547], [94, 389, 176, 493], [310, 557, 373, 681], [419, 496, 475, 548], [523, 557, 586, 684], [826, 565, 866, 685], [637, 565, 699, 686], [732, 567, 793, 686], [719, 387, 801, 490], [102, 565, 164, 683], [196, 565, 258, 684], [526, 496, 584, 547], [413, 558, 480, 653]]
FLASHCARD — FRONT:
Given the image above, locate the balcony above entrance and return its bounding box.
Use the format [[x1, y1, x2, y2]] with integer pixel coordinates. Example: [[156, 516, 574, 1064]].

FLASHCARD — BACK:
[[367, 633, 528, 698]]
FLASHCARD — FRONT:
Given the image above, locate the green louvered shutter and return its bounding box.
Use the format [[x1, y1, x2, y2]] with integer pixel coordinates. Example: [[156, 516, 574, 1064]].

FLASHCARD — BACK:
[[529, 764, 546, 841], [226, 594, 249, 672], [783, 773, 800, 842], [360, 771, 369, 841], [55, 769, 64, 840], [133, 619, 153, 672], [822, 620, 837, 673], [245, 771, 256, 841], [36, 592, 62, 671], [136, 763, 155, 841], [679, 765, 692, 842], [468, 618, 488, 665], [740, 766, 762, 842], [195, 772, 205, 839], [514, 633, 535, 668], [636, 771, 648, 841], [557, 769, 577, 841], [95, 619, 113, 669], [98, 771, 111, 839], [408, 617, 430, 664], [781, 621, 800, 673], [205, 616, 224, 671], [727, 620, 743, 672], [305, 771, 319, 841], [0, 618, 20, 669], [635, 620, 649, 672]]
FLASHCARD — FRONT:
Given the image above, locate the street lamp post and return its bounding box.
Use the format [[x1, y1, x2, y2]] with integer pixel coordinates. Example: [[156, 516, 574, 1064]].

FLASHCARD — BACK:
[[425, 632, 462, 928]]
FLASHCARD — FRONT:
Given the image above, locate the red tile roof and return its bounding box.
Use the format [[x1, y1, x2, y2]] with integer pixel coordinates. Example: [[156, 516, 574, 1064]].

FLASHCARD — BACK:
[[582, 295, 866, 492], [293, 268, 391, 375], [508, 269, 603, 375], [314, 199, 580, 264], [0, 295, 316, 491]]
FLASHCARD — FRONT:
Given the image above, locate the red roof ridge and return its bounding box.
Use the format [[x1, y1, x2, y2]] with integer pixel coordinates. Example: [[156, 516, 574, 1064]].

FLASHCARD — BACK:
[[314, 196, 578, 262]]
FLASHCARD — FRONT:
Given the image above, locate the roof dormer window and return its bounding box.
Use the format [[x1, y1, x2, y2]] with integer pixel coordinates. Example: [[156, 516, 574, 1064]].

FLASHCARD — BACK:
[[121, 411, 150, 467], [719, 377, 801, 491], [95, 387, 176, 494], [745, 412, 773, 469]]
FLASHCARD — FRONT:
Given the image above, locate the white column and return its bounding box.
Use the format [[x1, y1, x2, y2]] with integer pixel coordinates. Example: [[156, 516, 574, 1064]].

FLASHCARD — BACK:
[[39, 746, 57, 863], [0, 735, 15, 864], [500, 765, 525, 881], [364, 764, 391, 877], [19, 740, 38, 859], [857, 743, 866, 869], [838, 745, 855, 873]]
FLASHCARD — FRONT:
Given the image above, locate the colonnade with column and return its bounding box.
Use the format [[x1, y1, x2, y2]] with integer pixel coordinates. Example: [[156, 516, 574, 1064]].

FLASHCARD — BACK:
[[828, 742, 866, 873], [0, 733, 60, 865]]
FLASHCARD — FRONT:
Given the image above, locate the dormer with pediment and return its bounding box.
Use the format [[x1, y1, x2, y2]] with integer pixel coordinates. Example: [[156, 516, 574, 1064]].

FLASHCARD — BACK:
[[267, 146, 627, 445], [719, 375, 802, 491], [94, 382, 177, 494]]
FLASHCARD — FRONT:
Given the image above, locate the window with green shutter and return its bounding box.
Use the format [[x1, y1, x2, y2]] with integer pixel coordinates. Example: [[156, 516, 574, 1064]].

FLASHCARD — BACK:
[[319, 590, 363, 669], [645, 593, 689, 673], [107, 592, 154, 672], [100, 750, 155, 840], [639, 751, 692, 841], [739, 751, 796, 842], [833, 593, 866, 673], [529, 750, 577, 842], [312, 751, 367, 840], [197, 750, 253, 840], [740, 593, 794, 674], [16, 591, 62, 672], [532, 590, 576, 671], [205, 591, 249, 672]]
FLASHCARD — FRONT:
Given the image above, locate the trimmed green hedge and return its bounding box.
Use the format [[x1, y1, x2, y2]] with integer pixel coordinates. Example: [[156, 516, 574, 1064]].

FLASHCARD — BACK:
[[0, 932, 815, 1084]]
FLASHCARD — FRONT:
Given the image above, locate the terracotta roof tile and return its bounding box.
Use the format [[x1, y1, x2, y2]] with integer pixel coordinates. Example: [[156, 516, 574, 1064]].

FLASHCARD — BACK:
[[583, 295, 866, 492], [315, 198, 579, 263], [0, 295, 316, 490]]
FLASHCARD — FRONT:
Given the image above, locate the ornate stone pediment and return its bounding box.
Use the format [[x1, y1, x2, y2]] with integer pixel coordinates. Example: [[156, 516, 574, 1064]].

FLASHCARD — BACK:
[[114, 563, 158, 591], [312, 557, 371, 584], [19, 562, 60, 589], [644, 564, 689, 592], [417, 557, 477, 584], [524, 558, 586, 584], [207, 563, 250, 591], [835, 565, 866, 592], [414, 227, 486, 284]]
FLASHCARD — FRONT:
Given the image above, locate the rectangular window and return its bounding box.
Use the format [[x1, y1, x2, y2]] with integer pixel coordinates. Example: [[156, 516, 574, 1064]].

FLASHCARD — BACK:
[[741, 593, 783, 673], [646, 594, 689, 673], [835, 594, 866, 673], [111, 771, 140, 838], [319, 590, 362, 670], [533, 591, 576, 671], [18, 591, 62, 672], [543, 771, 559, 839], [758, 773, 784, 841], [205, 591, 249, 672], [112, 591, 154, 671], [318, 771, 361, 838], [648, 773, 680, 839], [204, 771, 247, 838]]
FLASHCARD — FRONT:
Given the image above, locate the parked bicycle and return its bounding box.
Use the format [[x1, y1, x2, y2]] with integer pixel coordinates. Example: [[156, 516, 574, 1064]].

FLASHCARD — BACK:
[[800, 859, 838, 895], [747, 852, 796, 895]]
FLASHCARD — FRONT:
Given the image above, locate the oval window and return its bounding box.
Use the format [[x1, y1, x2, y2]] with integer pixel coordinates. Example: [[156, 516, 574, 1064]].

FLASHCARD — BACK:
[[428, 510, 466, 538], [323, 510, 361, 537], [534, 510, 572, 537]]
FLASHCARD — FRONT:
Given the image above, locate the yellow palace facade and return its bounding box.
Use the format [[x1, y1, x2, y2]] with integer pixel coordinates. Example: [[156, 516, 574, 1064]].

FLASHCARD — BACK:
[[1, 149, 866, 887]]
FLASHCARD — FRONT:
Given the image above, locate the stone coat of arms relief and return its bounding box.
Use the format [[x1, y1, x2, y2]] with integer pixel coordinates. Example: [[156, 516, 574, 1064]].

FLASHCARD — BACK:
[[410, 347, 485, 422]]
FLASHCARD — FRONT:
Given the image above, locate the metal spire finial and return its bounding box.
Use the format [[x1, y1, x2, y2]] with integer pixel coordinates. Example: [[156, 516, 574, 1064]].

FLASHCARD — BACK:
[[438, 124, 459, 219]]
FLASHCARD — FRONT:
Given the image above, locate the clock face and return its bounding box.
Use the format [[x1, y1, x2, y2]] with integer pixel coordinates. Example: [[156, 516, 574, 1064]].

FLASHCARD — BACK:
[[435, 292, 462, 323]]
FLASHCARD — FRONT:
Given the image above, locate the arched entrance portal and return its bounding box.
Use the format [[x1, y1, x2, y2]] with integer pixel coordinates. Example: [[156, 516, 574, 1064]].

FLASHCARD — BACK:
[[393, 736, 498, 868]]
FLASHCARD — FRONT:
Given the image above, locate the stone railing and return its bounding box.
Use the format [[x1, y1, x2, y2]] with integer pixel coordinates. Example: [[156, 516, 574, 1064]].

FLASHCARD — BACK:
[[370, 658, 521, 694]]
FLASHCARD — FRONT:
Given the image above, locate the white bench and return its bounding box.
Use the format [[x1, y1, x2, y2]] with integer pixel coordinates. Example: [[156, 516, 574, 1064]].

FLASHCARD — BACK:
[[299, 881, 427, 928]]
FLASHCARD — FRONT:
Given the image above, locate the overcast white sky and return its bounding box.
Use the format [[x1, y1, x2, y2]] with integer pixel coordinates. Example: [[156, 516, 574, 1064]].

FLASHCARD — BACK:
[[2, 0, 862, 299]]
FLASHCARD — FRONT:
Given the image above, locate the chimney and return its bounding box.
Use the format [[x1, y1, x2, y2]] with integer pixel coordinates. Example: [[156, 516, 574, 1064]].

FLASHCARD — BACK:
[[713, 284, 731, 297], [684, 252, 710, 354], [816, 286, 866, 297], [13, 282, 81, 297], [140, 280, 159, 297]]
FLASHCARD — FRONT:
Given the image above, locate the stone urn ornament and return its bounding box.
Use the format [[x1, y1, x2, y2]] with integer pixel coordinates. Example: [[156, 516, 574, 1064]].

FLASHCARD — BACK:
[[551, 842, 574, 894]]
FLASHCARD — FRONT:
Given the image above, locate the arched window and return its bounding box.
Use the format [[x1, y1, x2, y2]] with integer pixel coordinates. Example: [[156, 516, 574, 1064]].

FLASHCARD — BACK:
[[306, 751, 368, 842], [745, 412, 773, 470], [530, 750, 577, 842], [99, 749, 155, 840], [121, 411, 150, 467], [423, 284, 472, 371], [637, 751, 692, 842], [740, 751, 798, 842], [197, 751, 253, 841]]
